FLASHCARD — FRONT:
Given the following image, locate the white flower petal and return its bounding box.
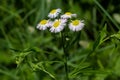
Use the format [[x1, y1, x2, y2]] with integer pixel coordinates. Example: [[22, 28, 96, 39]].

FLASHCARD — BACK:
[[61, 12, 77, 19], [36, 20, 49, 30], [50, 19, 66, 33], [69, 20, 84, 31], [48, 8, 62, 18]]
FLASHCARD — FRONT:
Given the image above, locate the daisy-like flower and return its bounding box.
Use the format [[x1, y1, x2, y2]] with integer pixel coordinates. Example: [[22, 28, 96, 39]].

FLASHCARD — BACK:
[[36, 19, 49, 30], [69, 20, 84, 31], [50, 19, 66, 33], [61, 12, 77, 19], [48, 8, 61, 18]]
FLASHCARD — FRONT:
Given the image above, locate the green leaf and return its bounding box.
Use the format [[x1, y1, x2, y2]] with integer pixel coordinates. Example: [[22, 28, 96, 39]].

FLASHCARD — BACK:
[[94, 0, 120, 30], [110, 31, 120, 40], [30, 61, 60, 79], [15, 51, 32, 67], [114, 56, 120, 76], [0, 69, 18, 79], [93, 24, 107, 51], [69, 62, 91, 78]]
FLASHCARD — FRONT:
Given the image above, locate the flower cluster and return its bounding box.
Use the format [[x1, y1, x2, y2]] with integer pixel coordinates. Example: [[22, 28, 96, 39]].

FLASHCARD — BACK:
[[36, 8, 84, 33]]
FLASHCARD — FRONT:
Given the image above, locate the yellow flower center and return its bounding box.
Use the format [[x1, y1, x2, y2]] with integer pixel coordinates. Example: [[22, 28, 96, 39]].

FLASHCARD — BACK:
[[53, 21, 60, 28], [40, 20, 47, 25], [72, 20, 80, 26], [50, 9, 57, 14], [65, 12, 72, 15]]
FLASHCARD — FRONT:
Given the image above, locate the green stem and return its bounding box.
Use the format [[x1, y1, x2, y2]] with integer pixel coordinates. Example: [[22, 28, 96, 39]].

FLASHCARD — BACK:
[[61, 32, 69, 80], [64, 54, 69, 80]]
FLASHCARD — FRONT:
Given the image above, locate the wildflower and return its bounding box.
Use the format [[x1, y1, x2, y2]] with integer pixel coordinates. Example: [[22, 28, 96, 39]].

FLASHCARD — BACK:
[[48, 8, 61, 18], [61, 12, 77, 19], [47, 20, 53, 27], [69, 20, 84, 31], [50, 19, 66, 33], [36, 19, 49, 30]]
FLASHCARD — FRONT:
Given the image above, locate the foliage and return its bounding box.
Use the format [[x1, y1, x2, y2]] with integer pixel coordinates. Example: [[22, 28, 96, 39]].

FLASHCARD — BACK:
[[0, 0, 120, 80]]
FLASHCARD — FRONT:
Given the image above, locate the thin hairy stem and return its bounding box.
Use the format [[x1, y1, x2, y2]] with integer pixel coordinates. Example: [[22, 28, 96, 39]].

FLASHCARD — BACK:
[[61, 32, 69, 80]]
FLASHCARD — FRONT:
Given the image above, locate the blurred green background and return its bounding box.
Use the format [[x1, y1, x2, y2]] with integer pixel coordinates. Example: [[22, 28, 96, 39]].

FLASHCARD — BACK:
[[0, 0, 120, 80]]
